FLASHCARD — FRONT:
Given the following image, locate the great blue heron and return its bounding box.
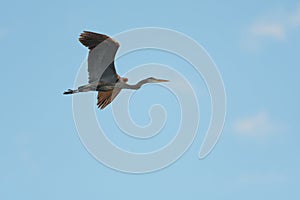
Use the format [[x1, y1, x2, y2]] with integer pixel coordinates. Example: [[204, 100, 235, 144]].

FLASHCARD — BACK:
[[64, 31, 169, 109]]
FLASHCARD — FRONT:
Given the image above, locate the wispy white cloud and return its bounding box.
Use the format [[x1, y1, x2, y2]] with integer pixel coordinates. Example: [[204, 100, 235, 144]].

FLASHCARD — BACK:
[[243, 3, 300, 50], [233, 112, 275, 136], [250, 22, 285, 40]]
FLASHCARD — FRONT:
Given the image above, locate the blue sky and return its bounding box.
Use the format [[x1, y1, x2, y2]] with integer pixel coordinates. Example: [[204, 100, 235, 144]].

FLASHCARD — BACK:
[[1, 0, 300, 199]]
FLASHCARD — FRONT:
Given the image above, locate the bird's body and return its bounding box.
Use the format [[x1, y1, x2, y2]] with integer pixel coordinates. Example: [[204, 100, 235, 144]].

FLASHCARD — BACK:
[[64, 31, 168, 109]]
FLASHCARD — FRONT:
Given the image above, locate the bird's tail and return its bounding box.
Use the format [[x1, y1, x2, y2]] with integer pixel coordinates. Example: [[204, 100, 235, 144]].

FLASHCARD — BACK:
[[63, 89, 78, 95]]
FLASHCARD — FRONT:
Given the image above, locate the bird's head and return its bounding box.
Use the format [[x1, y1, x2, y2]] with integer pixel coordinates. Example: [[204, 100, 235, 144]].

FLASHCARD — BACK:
[[146, 77, 169, 83], [120, 77, 128, 82]]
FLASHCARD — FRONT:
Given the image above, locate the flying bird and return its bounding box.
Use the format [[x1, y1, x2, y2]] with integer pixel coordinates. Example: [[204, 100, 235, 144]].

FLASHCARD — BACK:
[[64, 31, 169, 109]]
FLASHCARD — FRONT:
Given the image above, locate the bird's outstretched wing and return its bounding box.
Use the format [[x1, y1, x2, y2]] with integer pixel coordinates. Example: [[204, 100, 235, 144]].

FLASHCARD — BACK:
[[97, 89, 121, 109], [79, 31, 120, 84]]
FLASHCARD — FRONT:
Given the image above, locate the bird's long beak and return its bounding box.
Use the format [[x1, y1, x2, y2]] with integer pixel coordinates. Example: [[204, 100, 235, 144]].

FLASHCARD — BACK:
[[156, 79, 169, 82]]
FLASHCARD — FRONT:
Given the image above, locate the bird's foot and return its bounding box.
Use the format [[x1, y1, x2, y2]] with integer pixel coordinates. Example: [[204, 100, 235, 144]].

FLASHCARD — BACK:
[[63, 89, 74, 95]]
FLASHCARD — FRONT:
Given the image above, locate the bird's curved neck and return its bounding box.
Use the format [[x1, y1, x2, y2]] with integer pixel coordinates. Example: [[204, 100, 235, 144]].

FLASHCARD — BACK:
[[117, 79, 148, 90]]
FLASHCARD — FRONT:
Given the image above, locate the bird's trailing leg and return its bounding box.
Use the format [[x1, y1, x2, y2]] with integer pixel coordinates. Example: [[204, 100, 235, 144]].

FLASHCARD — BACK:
[[63, 89, 78, 95]]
